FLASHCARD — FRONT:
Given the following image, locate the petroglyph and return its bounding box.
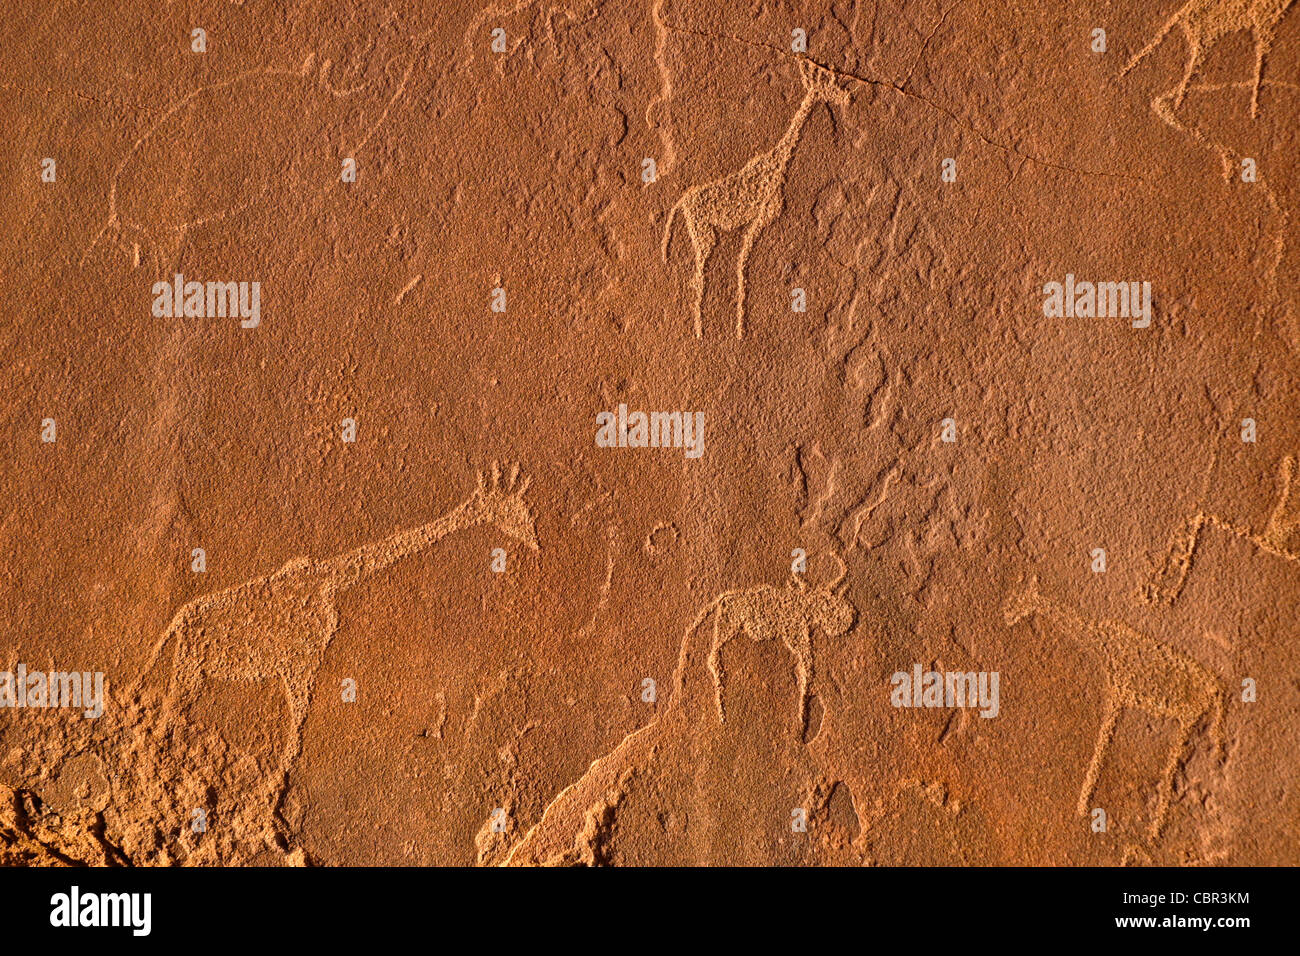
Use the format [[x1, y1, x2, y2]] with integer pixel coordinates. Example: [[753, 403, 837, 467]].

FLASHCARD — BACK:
[[12, 0, 1300, 870], [791, 442, 837, 529], [462, 0, 608, 68], [842, 460, 906, 550], [1262, 454, 1300, 550], [394, 273, 424, 305], [1145, 512, 1211, 606], [1003, 579, 1226, 839], [702, 554, 856, 734], [1144, 455, 1300, 605], [1122, 0, 1296, 118], [643, 520, 679, 556], [660, 22, 1144, 182], [1146, 73, 1298, 357], [462, 0, 541, 66], [140, 463, 538, 830], [647, 0, 678, 177], [503, 556, 856, 865], [662, 56, 851, 338], [81, 42, 424, 271], [0, 82, 164, 118]]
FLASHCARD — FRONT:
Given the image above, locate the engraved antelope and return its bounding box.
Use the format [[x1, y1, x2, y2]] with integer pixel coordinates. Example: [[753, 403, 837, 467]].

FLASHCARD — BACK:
[[698, 553, 856, 734], [662, 55, 851, 339], [1003, 578, 1226, 840], [1144, 453, 1300, 605], [1122, 0, 1297, 118]]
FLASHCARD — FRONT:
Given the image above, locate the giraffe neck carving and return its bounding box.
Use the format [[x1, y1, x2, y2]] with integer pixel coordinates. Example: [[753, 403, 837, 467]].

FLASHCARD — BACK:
[[768, 91, 817, 171], [1031, 598, 1088, 641], [327, 499, 478, 588]]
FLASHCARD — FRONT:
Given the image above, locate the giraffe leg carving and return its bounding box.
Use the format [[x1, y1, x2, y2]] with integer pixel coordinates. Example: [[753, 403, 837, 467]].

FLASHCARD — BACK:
[[707, 611, 731, 724], [785, 625, 813, 735], [1173, 40, 1203, 109], [734, 220, 763, 339], [684, 211, 716, 339], [1078, 696, 1122, 816], [1250, 28, 1273, 119]]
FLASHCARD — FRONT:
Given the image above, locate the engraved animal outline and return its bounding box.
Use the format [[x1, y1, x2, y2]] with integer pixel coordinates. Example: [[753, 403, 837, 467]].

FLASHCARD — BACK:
[[462, 0, 608, 66], [141, 463, 538, 810], [1121, 0, 1297, 118], [1144, 453, 1300, 605], [701, 553, 856, 734], [1002, 579, 1226, 840], [501, 553, 857, 865], [661, 56, 851, 339], [81, 37, 427, 271], [1140, 67, 1300, 354]]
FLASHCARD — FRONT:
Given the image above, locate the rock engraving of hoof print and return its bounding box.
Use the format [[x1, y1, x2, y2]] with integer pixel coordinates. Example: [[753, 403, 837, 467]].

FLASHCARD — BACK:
[[141, 463, 538, 822], [1122, 0, 1296, 118], [661, 55, 851, 339], [701, 552, 856, 736], [1002, 578, 1226, 840]]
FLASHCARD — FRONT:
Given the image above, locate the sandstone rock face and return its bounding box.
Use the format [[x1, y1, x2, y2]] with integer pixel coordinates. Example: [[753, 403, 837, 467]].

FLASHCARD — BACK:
[[1, 0, 1297, 867]]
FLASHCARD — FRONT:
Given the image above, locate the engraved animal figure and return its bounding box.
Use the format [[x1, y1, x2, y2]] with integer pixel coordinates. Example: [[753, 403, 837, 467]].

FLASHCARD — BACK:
[[81, 38, 425, 271], [1002, 579, 1226, 840], [699, 554, 856, 734], [1260, 453, 1300, 552], [1144, 453, 1300, 605], [142, 463, 538, 825], [1122, 0, 1296, 118], [661, 56, 851, 339], [502, 553, 855, 865]]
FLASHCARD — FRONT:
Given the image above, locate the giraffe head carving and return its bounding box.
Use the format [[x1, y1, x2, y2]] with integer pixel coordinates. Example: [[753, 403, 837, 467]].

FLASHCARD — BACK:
[[1002, 575, 1041, 626], [467, 461, 539, 551], [797, 55, 852, 109]]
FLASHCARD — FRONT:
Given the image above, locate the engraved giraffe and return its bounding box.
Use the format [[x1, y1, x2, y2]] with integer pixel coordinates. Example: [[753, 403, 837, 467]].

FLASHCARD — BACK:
[[1144, 453, 1300, 605], [700, 554, 856, 735], [139, 463, 538, 823], [1003, 579, 1226, 840], [1122, 0, 1297, 118], [661, 56, 851, 339]]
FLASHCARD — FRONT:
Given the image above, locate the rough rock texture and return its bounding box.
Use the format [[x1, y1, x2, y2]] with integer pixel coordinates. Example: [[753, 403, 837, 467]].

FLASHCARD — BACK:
[[1, 0, 1297, 866]]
